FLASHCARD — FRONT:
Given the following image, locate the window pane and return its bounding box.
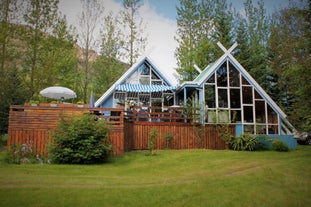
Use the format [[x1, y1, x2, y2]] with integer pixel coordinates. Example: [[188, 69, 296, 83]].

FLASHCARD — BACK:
[[206, 74, 215, 83], [268, 125, 278, 134], [244, 125, 254, 134], [242, 76, 250, 85], [217, 62, 227, 86], [255, 101, 266, 123], [229, 62, 240, 87], [230, 89, 241, 108], [139, 76, 150, 85], [243, 106, 253, 123], [267, 104, 278, 124], [218, 89, 228, 108], [242, 86, 253, 104], [231, 110, 241, 122], [204, 85, 216, 108]]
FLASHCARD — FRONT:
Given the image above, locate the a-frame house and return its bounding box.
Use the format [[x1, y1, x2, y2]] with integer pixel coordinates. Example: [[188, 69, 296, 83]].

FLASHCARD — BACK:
[[95, 56, 176, 109], [176, 42, 295, 136]]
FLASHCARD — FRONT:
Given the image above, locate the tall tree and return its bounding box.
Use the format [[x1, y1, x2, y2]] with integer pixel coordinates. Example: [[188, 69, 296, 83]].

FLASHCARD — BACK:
[[93, 12, 127, 99], [0, 0, 26, 134], [40, 15, 79, 95], [78, 0, 104, 103], [175, 0, 200, 82], [175, 0, 235, 82], [22, 0, 59, 99], [269, 1, 311, 131], [235, 0, 272, 92], [121, 0, 147, 66]]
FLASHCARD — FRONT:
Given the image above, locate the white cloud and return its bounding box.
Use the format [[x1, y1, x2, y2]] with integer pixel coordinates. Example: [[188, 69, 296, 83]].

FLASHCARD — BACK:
[[58, 0, 178, 84]]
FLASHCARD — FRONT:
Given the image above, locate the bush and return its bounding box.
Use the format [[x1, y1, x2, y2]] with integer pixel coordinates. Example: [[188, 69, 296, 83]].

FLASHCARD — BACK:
[[49, 114, 112, 164], [5, 141, 37, 164], [272, 140, 289, 152], [233, 134, 258, 151], [148, 128, 159, 155]]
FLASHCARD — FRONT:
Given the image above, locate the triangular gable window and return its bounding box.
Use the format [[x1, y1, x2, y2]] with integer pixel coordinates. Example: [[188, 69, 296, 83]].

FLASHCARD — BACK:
[[204, 58, 280, 134]]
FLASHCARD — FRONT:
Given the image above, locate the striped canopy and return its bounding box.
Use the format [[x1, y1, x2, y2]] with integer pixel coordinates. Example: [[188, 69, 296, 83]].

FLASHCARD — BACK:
[[116, 84, 176, 93]]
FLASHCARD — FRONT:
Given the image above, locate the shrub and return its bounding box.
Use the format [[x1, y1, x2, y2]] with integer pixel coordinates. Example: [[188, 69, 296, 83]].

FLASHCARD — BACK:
[[148, 128, 159, 155], [272, 140, 289, 152], [164, 134, 174, 149], [255, 135, 270, 151], [5, 141, 37, 164], [49, 114, 112, 164], [233, 134, 258, 151]]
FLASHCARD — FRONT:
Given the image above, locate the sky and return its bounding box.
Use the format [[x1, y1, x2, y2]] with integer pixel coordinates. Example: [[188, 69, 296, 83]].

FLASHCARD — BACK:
[[58, 0, 295, 84]]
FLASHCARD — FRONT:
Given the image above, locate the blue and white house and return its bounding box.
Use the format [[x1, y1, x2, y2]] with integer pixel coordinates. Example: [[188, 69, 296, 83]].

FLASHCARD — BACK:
[[95, 57, 176, 109], [95, 42, 295, 138]]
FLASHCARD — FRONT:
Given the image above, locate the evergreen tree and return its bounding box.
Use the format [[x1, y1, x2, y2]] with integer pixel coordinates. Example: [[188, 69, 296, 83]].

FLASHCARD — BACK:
[[175, 0, 200, 82], [234, 0, 272, 93], [269, 1, 311, 131], [175, 0, 235, 82]]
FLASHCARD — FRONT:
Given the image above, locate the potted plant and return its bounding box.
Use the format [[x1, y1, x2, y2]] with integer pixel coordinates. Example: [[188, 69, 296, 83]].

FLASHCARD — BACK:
[[50, 101, 57, 107], [77, 101, 84, 108], [29, 100, 39, 106]]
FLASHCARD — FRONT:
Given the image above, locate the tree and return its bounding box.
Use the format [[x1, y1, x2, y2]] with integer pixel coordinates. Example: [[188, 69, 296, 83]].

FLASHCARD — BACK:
[[39, 15, 79, 95], [22, 0, 59, 99], [235, 0, 272, 92], [175, 0, 200, 82], [268, 1, 311, 132], [93, 13, 127, 99], [121, 0, 147, 66], [0, 0, 27, 134], [78, 0, 104, 103], [175, 0, 235, 82]]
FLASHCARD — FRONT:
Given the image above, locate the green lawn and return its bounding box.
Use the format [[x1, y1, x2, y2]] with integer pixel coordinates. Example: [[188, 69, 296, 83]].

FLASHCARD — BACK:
[[0, 146, 310, 207]]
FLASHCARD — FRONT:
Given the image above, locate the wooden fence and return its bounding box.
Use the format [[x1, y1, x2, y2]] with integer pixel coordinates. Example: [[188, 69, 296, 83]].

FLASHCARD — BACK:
[[7, 104, 235, 156]]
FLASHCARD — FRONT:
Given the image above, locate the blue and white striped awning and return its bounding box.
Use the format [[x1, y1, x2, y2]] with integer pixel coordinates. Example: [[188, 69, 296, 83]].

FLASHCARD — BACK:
[[115, 84, 176, 92]]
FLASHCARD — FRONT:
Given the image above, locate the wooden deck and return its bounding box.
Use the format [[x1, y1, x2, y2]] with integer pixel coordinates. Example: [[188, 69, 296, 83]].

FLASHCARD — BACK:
[[7, 104, 233, 156]]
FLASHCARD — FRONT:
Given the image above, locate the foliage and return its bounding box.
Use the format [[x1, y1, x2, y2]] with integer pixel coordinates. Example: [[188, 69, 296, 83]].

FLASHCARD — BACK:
[[0, 134, 8, 147], [268, 1, 311, 132], [232, 134, 258, 151], [148, 128, 158, 155], [49, 114, 112, 164], [272, 140, 289, 152], [164, 134, 174, 149], [217, 123, 235, 148], [5, 141, 38, 164], [175, 0, 234, 82]]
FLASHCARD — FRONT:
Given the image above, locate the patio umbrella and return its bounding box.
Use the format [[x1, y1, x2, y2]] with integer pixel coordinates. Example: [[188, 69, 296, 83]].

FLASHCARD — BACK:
[[39, 86, 77, 100]]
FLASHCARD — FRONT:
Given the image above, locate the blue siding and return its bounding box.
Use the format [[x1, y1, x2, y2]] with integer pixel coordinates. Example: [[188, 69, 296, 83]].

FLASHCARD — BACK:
[[267, 135, 297, 149]]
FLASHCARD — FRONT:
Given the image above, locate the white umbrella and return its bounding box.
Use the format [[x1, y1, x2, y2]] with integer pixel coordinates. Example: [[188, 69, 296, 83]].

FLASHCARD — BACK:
[[40, 86, 77, 100]]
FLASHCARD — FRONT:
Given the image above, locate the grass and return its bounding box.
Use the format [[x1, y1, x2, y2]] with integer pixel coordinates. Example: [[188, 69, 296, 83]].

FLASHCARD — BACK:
[[0, 146, 310, 207]]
